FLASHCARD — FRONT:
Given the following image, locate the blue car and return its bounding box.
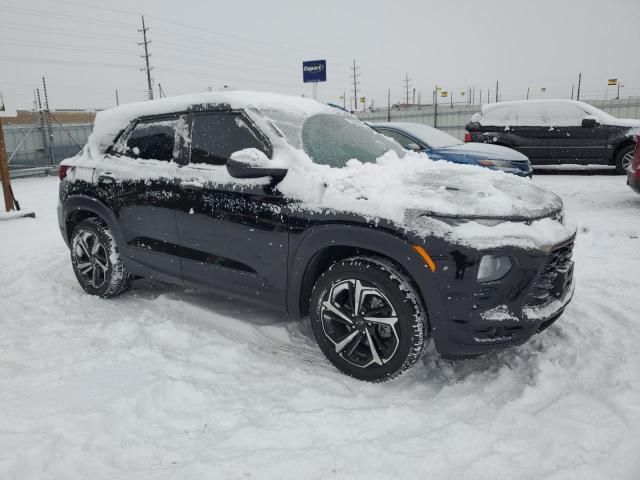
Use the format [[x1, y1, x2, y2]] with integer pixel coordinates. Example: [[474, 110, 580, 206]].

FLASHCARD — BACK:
[[370, 122, 532, 177]]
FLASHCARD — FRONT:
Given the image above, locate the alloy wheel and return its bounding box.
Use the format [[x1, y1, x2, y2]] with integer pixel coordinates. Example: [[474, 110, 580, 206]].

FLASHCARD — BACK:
[[73, 230, 109, 289], [320, 278, 400, 368], [622, 150, 634, 171]]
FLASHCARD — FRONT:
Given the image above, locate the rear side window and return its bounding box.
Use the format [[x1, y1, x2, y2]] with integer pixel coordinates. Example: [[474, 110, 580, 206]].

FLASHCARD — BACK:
[[190, 112, 268, 165], [125, 118, 179, 161]]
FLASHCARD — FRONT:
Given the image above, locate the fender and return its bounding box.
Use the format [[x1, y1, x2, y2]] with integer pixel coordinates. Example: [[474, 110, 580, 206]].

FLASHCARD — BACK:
[[286, 223, 445, 322], [61, 194, 125, 247]]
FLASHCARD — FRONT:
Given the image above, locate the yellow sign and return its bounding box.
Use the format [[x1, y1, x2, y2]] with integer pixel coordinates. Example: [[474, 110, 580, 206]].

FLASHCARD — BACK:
[[540, 87, 546, 92], [440, 91, 448, 98], [460, 91, 465, 96], [359, 96, 366, 103], [608, 79, 618, 86]]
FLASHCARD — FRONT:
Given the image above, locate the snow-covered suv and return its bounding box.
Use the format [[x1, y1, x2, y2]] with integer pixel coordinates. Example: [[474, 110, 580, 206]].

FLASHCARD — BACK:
[[466, 99, 640, 173], [58, 92, 576, 382]]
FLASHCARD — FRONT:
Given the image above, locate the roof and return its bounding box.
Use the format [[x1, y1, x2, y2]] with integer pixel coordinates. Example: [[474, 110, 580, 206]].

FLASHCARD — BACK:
[[89, 90, 336, 155]]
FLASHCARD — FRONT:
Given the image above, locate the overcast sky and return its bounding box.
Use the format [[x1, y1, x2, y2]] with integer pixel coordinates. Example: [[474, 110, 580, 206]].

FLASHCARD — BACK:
[[1, 0, 639, 111]]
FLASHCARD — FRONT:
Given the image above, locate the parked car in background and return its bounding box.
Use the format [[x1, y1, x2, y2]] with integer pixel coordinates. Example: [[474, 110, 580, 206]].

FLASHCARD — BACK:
[[370, 122, 532, 177], [465, 99, 640, 174], [58, 92, 575, 382], [627, 135, 640, 194]]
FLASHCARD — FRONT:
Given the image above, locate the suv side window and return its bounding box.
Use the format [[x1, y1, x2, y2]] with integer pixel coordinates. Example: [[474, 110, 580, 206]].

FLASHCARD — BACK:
[[124, 118, 180, 161], [190, 112, 269, 165]]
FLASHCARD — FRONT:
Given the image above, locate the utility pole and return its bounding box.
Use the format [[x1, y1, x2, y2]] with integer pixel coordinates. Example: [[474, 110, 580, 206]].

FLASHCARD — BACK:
[[487, 89, 490, 104], [138, 15, 154, 100], [526, 87, 530, 100], [571, 84, 574, 100], [42, 76, 55, 166], [479, 90, 483, 105], [450, 91, 453, 109], [576, 72, 582, 101], [616, 81, 620, 100], [35, 89, 48, 153], [433, 86, 438, 128], [387, 88, 391, 122], [472, 87, 475, 105], [0, 119, 14, 212], [412, 87, 416, 105], [403, 73, 411, 106], [158, 83, 166, 98], [495, 80, 499, 103], [115, 90, 120, 106], [350, 60, 360, 112]]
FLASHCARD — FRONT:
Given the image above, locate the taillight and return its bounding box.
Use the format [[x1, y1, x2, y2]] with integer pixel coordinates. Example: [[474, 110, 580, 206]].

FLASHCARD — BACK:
[[59, 164, 72, 180], [464, 132, 473, 142]]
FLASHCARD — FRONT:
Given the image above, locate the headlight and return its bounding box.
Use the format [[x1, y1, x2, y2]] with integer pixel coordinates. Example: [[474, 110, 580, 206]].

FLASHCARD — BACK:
[[477, 255, 512, 282], [478, 159, 516, 171]]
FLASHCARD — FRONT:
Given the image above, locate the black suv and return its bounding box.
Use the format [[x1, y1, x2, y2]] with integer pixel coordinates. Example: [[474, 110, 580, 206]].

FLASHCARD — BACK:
[[58, 92, 575, 382], [465, 99, 640, 173]]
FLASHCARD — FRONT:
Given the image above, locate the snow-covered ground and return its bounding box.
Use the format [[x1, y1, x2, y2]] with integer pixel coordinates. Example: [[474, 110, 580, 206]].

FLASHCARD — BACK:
[[1, 172, 639, 479]]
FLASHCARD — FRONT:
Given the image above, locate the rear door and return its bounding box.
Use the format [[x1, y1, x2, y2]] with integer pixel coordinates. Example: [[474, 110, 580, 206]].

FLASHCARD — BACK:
[[94, 115, 187, 281], [173, 110, 290, 309], [485, 103, 554, 163]]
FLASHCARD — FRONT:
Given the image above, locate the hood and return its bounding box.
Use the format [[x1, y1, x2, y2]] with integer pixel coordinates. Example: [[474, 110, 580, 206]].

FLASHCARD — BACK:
[[278, 151, 562, 225], [438, 143, 529, 162]]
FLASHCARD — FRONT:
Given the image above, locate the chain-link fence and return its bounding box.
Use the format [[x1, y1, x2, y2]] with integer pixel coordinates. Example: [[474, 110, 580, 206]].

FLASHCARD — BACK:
[[5, 122, 91, 173]]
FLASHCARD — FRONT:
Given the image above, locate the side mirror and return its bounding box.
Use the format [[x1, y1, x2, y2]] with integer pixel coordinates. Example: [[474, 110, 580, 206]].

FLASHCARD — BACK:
[[581, 117, 597, 128], [226, 148, 287, 181], [406, 143, 423, 152]]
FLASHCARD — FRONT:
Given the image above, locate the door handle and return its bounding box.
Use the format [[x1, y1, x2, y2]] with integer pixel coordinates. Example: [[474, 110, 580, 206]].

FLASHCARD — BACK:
[[180, 180, 204, 191], [97, 174, 115, 185]]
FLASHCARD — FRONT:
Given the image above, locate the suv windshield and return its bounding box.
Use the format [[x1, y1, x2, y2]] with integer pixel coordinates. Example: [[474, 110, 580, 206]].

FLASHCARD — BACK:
[[302, 114, 404, 167]]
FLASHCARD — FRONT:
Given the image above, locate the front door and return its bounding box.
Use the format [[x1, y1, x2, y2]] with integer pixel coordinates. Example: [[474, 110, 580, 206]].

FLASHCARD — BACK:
[[174, 110, 290, 309], [93, 115, 187, 281]]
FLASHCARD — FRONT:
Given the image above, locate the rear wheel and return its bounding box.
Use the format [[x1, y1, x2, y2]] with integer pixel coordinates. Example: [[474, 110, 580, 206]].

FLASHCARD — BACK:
[[309, 256, 428, 382], [70, 217, 133, 298], [614, 144, 634, 174]]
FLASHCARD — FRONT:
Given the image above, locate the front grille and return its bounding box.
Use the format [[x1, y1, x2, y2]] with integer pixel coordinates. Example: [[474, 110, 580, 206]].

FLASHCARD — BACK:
[[526, 238, 575, 308]]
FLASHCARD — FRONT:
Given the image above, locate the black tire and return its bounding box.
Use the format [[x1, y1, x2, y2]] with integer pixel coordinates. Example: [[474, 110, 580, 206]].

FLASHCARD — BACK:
[[309, 256, 428, 382], [70, 217, 133, 298], [614, 144, 634, 175]]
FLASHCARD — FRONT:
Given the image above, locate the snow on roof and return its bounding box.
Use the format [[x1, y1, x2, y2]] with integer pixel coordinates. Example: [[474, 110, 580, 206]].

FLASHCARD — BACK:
[[471, 99, 619, 127], [88, 91, 336, 155]]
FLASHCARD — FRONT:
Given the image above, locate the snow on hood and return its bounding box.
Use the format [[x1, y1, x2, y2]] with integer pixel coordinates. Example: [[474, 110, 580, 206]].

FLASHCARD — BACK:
[[274, 149, 573, 249], [278, 149, 562, 221]]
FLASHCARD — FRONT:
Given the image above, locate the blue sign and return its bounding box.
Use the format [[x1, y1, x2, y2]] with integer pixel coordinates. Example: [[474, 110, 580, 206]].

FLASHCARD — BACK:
[[303, 60, 327, 83]]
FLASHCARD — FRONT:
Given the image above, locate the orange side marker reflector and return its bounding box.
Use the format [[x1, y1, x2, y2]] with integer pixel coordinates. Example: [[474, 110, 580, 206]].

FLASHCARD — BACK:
[[412, 245, 437, 272]]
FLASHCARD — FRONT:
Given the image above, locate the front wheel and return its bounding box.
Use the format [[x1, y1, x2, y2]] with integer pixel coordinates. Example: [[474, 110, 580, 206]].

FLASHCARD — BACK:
[[309, 257, 428, 382], [70, 217, 133, 298], [614, 144, 634, 175]]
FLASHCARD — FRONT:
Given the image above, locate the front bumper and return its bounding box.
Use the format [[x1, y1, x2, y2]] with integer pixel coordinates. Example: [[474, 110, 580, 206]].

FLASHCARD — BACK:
[[419, 236, 575, 358]]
